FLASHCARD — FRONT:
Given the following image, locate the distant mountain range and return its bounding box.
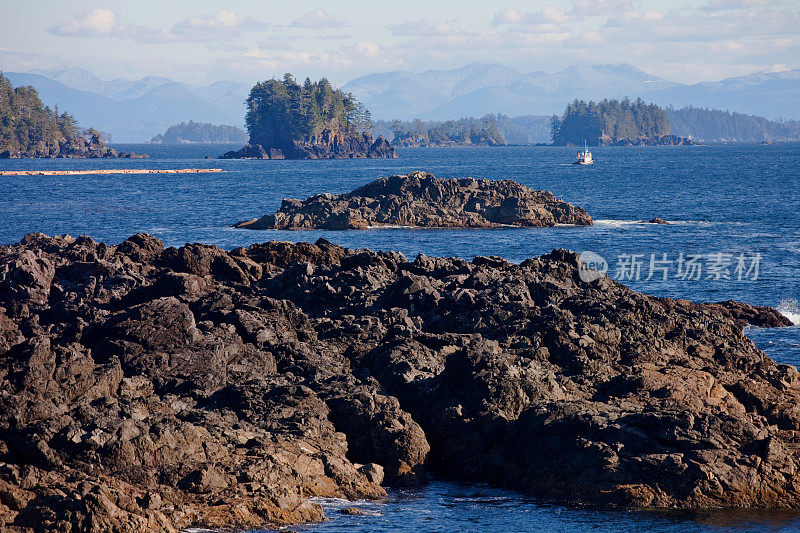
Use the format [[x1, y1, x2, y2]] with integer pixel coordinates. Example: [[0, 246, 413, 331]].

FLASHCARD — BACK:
[[3, 63, 798, 141], [4, 68, 250, 142], [343, 63, 800, 122]]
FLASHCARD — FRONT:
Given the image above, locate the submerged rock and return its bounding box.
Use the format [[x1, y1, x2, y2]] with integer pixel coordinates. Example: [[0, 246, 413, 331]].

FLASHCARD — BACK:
[[0, 233, 798, 530], [235, 171, 593, 230]]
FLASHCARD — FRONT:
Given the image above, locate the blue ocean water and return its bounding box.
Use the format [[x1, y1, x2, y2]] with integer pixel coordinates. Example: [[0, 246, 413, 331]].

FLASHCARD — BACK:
[[2, 143, 799, 531]]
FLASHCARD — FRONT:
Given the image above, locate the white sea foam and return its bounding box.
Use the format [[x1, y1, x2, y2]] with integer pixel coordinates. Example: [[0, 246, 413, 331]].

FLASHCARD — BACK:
[[777, 299, 800, 326], [592, 219, 646, 227], [593, 219, 717, 227]]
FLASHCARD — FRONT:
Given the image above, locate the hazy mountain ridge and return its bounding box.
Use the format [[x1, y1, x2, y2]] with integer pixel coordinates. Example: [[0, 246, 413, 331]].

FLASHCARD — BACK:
[[6, 68, 250, 142], [344, 63, 799, 121], [6, 63, 798, 141]]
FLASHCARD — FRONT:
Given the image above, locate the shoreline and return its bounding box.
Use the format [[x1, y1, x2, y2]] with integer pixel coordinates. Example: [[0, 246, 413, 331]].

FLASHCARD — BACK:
[[0, 168, 224, 176], [0, 232, 796, 531]]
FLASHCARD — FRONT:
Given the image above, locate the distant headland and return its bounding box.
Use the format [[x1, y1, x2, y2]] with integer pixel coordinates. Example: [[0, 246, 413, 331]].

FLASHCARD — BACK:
[[219, 74, 395, 160], [150, 121, 248, 144], [0, 73, 145, 159], [550, 98, 694, 146]]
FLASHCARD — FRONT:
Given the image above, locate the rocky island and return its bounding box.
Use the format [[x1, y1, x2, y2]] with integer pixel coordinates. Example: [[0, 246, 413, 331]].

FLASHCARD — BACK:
[[219, 74, 395, 160], [551, 98, 693, 146], [0, 232, 797, 531], [387, 116, 506, 147], [150, 121, 248, 145], [0, 74, 145, 159], [235, 171, 592, 230]]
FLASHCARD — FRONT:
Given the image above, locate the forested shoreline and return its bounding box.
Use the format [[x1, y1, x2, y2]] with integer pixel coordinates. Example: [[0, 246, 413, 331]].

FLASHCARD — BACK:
[[550, 98, 673, 146], [0, 73, 142, 158], [667, 107, 800, 142], [220, 74, 394, 159], [150, 121, 247, 144]]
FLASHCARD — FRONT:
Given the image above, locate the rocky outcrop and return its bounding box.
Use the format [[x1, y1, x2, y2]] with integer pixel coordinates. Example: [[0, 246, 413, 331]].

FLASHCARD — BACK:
[[0, 233, 798, 530], [218, 144, 285, 160], [0, 134, 146, 159], [235, 171, 593, 230], [603, 134, 696, 146], [392, 133, 504, 148], [219, 131, 395, 160]]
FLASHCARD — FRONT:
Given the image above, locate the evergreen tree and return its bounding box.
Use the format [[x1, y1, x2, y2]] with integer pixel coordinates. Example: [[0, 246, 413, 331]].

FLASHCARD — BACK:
[[667, 106, 800, 142], [550, 98, 671, 145], [150, 121, 248, 143], [245, 74, 372, 150], [0, 72, 83, 155]]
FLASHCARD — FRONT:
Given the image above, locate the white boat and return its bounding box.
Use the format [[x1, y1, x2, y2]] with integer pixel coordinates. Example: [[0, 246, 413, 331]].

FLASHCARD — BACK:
[[573, 141, 594, 165]]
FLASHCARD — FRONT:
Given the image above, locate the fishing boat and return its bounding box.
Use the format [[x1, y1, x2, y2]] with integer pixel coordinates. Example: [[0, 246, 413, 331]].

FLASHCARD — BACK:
[[573, 141, 594, 165]]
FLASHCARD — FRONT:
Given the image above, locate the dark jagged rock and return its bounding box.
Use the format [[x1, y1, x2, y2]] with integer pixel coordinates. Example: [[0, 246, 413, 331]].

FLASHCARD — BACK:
[[235, 171, 593, 230], [710, 300, 794, 328], [218, 131, 395, 160], [338, 506, 366, 515], [647, 218, 669, 224], [0, 133, 146, 159], [0, 233, 798, 531], [219, 144, 284, 160], [0, 135, 148, 159]]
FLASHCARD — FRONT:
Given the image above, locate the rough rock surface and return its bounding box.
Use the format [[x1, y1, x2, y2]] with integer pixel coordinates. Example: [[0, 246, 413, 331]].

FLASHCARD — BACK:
[[0, 233, 797, 531], [235, 171, 593, 230], [219, 131, 395, 160], [0, 134, 145, 159]]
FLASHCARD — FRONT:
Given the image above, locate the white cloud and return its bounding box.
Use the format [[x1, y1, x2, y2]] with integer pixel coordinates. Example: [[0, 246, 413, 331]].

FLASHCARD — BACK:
[[172, 10, 265, 39], [230, 39, 400, 82], [290, 8, 345, 29], [570, 0, 635, 17], [354, 41, 381, 57], [604, 10, 664, 27], [318, 33, 353, 40], [493, 6, 570, 25], [258, 38, 294, 51], [49, 9, 118, 37], [389, 20, 464, 37], [49, 9, 265, 43], [704, 0, 768, 11], [493, 8, 529, 25]]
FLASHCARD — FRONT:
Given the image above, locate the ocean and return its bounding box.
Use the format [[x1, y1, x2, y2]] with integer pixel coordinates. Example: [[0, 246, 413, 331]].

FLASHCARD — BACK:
[[2, 143, 799, 531]]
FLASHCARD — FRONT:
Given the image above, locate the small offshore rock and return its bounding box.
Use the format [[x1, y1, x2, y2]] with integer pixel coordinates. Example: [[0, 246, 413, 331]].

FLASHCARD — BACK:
[[235, 171, 592, 230], [338, 507, 366, 516]]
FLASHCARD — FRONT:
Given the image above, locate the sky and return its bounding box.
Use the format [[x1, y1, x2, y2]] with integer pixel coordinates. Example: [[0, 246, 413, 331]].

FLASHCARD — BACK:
[[0, 0, 797, 87]]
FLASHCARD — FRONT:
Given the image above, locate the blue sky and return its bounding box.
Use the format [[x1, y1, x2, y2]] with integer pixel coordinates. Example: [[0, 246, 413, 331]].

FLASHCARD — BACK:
[[0, 0, 797, 85]]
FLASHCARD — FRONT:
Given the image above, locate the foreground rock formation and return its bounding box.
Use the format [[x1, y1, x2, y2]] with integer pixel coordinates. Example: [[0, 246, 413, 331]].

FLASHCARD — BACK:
[[218, 131, 395, 160], [0, 233, 796, 531], [235, 171, 593, 230]]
